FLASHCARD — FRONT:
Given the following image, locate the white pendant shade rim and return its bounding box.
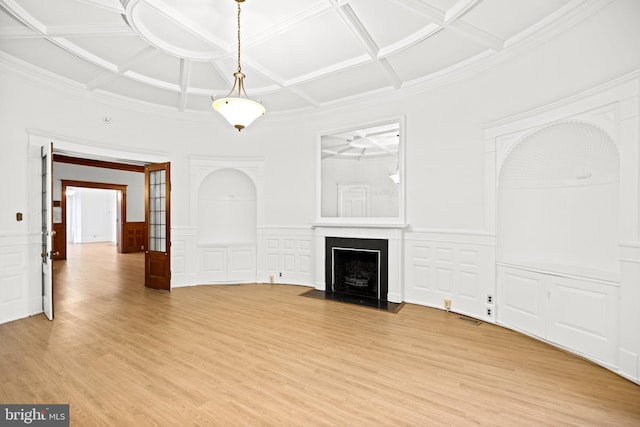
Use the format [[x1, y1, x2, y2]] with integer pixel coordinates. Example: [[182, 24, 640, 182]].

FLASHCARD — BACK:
[[212, 97, 265, 129]]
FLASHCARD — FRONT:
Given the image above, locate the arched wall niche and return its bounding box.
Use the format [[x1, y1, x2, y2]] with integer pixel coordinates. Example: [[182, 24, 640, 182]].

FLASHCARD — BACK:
[[197, 168, 257, 244], [497, 120, 620, 280], [483, 71, 640, 383], [189, 157, 265, 230], [188, 157, 265, 285]]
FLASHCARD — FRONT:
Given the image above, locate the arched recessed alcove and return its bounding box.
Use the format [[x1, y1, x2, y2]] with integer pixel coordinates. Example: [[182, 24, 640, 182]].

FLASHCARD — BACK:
[[495, 120, 621, 366], [498, 121, 620, 279], [197, 168, 257, 245]]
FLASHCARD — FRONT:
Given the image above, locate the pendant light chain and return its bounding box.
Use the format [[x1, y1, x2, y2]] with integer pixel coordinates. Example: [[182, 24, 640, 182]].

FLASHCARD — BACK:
[[236, 1, 242, 74]]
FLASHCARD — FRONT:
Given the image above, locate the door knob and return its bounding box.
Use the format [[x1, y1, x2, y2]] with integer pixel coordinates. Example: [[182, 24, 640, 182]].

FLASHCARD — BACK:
[[51, 230, 57, 236]]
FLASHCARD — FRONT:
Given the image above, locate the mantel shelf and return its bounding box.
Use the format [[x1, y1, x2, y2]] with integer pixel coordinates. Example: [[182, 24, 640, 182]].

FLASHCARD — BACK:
[[312, 223, 410, 229]]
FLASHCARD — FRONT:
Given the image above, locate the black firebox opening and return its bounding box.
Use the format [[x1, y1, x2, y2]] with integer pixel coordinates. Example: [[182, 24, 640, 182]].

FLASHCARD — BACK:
[[325, 237, 388, 302]]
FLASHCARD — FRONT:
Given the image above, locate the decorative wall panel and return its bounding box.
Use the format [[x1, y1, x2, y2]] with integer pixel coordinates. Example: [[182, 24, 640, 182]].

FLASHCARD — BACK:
[[498, 264, 618, 367], [0, 233, 41, 324], [404, 230, 495, 320], [258, 227, 314, 286]]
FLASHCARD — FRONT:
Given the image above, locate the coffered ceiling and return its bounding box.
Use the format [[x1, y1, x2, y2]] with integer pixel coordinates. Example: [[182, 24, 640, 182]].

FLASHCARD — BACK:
[[0, 0, 593, 115]]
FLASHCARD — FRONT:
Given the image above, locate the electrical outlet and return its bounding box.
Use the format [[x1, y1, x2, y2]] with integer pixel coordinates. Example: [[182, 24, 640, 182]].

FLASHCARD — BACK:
[[444, 299, 452, 310], [486, 307, 492, 317], [486, 294, 493, 305], [279, 272, 282, 277], [269, 275, 274, 283]]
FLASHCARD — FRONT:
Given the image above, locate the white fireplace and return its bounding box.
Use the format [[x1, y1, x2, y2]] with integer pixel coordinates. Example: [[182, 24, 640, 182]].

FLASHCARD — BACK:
[[313, 225, 405, 303]]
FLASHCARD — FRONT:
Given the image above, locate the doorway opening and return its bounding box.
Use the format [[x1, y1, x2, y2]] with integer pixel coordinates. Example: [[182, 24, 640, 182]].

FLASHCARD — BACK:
[[60, 181, 129, 258], [48, 153, 170, 320]]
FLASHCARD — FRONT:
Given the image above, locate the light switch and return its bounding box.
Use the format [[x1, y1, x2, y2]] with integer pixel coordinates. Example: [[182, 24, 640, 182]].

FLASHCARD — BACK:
[[16, 212, 23, 221]]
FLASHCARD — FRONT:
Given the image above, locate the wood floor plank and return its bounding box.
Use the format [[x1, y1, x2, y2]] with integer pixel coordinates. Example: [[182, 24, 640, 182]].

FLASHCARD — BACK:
[[0, 242, 638, 426]]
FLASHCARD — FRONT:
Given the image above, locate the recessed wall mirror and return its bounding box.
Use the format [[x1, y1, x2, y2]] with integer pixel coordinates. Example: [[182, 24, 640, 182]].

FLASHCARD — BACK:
[[318, 118, 404, 223]]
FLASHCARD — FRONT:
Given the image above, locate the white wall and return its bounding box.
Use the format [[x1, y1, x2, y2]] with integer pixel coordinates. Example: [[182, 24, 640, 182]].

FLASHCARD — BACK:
[[197, 169, 257, 244], [498, 184, 620, 276], [71, 188, 117, 244]]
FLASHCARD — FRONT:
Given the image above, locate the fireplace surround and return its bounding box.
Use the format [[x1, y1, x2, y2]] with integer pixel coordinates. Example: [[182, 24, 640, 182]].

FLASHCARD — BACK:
[[325, 237, 388, 302], [313, 225, 405, 304]]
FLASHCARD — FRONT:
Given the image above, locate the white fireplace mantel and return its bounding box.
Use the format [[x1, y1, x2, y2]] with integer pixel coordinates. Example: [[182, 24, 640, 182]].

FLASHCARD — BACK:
[[314, 224, 406, 303]]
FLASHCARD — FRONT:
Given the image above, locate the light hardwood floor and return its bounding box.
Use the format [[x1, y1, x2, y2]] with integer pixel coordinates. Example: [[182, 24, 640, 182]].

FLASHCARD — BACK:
[[0, 243, 639, 426]]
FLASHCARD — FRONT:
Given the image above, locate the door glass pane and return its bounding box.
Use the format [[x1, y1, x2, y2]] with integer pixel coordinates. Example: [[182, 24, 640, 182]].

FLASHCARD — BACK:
[[149, 169, 166, 252], [41, 152, 48, 265]]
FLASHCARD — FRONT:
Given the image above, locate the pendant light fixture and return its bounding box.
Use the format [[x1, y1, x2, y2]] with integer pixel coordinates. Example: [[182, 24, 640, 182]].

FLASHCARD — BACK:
[[212, 0, 265, 131]]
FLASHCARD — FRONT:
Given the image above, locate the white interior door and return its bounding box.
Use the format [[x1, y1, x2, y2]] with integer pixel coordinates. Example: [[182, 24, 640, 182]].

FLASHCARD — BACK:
[[338, 184, 369, 217], [41, 144, 54, 320]]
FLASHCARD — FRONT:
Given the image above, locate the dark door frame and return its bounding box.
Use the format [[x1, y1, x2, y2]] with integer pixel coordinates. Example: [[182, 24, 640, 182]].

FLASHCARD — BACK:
[[61, 180, 128, 256]]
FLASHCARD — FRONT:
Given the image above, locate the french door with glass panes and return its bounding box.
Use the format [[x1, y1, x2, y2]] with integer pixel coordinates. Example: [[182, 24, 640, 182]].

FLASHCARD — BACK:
[[145, 162, 171, 290]]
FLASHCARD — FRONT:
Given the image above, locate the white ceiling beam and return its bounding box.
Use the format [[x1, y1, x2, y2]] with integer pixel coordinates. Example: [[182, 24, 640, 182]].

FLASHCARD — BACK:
[[73, 0, 125, 15], [376, 58, 402, 90], [208, 61, 235, 91], [178, 58, 190, 92], [0, 26, 39, 38], [445, 0, 483, 23], [116, 45, 157, 73], [448, 19, 504, 51], [243, 2, 331, 48], [0, 23, 134, 38], [322, 146, 353, 160], [51, 37, 117, 70], [286, 86, 322, 109], [336, 4, 379, 59], [283, 53, 370, 87], [378, 23, 442, 58], [122, 70, 180, 91], [86, 45, 157, 90], [139, 0, 228, 51], [390, 0, 445, 25], [44, 25, 135, 37], [178, 58, 191, 112], [85, 71, 120, 91], [0, 0, 47, 33]]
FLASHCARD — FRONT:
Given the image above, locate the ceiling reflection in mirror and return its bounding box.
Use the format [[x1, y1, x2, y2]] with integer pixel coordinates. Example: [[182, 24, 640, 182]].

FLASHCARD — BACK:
[[320, 121, 401, 219]]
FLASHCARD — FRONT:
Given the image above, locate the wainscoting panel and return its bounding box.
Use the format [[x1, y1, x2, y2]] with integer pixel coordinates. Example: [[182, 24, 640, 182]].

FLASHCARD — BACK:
[[228, 247, 257, 282], [201, 248, 226, 280], [122, 222, 145, 253], [548, 275, 618, 364], [0, 233, 42, 324], [404, 230, 495, 320], [170, 227, 198, 288], [257, 227, 314, 286], [498, 266, 547, 338], [619, 241, 640, 383], [196, 245, 256, 284], [497, 264, 619, 367]]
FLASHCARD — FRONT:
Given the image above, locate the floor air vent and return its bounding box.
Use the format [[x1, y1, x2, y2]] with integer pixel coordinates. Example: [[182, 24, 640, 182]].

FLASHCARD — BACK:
[[458, 316, 482, 326]]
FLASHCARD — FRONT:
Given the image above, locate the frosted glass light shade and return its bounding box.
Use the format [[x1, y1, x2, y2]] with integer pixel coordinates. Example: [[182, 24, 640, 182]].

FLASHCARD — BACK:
[[212, 97, 265, 131]]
